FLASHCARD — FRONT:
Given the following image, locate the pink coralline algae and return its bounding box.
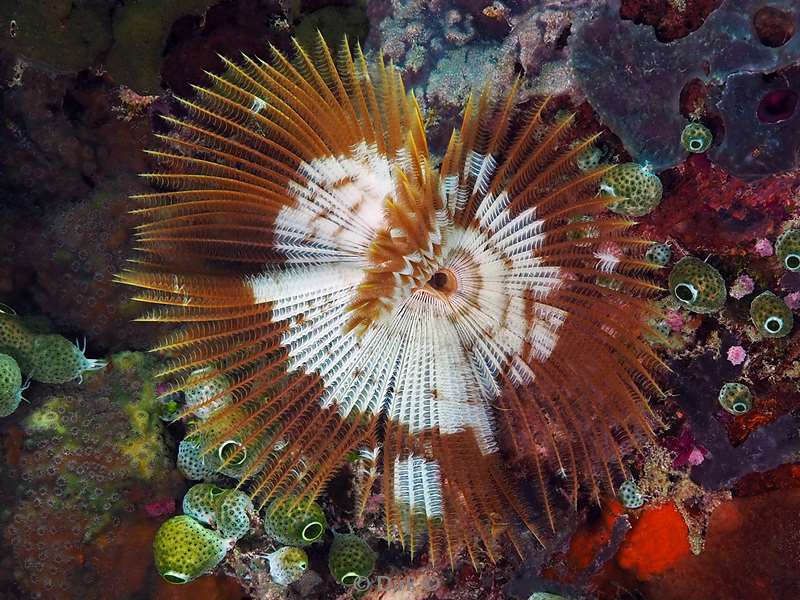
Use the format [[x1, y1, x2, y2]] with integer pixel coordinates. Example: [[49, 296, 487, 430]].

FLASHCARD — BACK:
[[665, 310, 685, 333], [664, 425, 709, 468], [785, 292, 800, 310], [726, 346, 747, 366], [754, 238, 774, 257], [729, 274, 755, 300]]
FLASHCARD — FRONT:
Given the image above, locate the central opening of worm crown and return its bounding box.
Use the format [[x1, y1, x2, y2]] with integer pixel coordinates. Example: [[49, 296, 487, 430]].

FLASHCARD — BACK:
[[786, 254, 800, 270], [765, 316, 783, 333], [427, 269, 458, 295]]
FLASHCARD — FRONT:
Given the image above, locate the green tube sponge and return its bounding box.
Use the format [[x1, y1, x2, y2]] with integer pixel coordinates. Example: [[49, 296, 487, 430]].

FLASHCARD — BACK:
[[184, 367, 232, 420], [263, 497, 327, 546], [645, 242, 672, 267], [267, 546, 309, 586], [618, 479, 645, 509], [775, 228, 800, 272], [183, 483, 227, 526], [153, 515, 230, 584], [29, 334, 106, 384], [669, 257, 727, 313], [750, 291, 793, 338], [0, 313, 35, 374], [177, 437, 214, 481], [214, 489, 254, 540], [575, 143, 609, 171], [0, 353, 24, 417], [600, 162, 663, 217], [327, 531, 376, 586], [718, 383, 753, 415], [680, 122, 713, 153]]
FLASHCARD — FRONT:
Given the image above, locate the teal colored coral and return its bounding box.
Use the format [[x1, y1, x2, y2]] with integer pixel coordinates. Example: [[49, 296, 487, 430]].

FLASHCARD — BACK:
[[184, 368, 232, 420]]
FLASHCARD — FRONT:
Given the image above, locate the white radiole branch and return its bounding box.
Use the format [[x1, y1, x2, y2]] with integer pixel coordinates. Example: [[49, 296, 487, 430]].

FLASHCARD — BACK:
[[393, 455, 444, 521]]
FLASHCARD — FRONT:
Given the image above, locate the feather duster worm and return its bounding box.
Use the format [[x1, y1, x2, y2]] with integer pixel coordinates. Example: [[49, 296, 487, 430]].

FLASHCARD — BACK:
[[117, 35, 664, 566]]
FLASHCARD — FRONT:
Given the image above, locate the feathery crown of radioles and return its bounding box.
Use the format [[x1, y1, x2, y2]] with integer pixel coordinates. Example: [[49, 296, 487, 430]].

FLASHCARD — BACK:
[[117, 34, 664, 566]]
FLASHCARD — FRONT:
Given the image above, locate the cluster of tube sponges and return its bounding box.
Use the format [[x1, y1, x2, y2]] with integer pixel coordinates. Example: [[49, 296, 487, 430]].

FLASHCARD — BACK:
[[156, 370, 376, 587], [0, 310, 106, 417], [661, 227, 799, 417], [155, 484, 376, 586]]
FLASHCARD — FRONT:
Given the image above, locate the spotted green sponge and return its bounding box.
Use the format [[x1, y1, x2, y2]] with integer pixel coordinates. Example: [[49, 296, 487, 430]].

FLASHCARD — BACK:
[[177, 437, 214, 481], [263, 497, 327, 546], [645, 243, 671, 267], [750, 291, 793, 338], [718, 383, 753, 415], [183, 483, 226, 526], [153, 515, 230, 584], [681, 122, 713, 153], [327, 531, 376, 586], [669, 257, 727, 314], [600, 162, 663, 217], [184, 367, 232, 420], [776, 228, 800, 272], [0, 353, 23, 417], [29, 334, 106, 384], [618, 479, 645, 509], [214, 489, 253, 540], [0, 313, 34, 375]]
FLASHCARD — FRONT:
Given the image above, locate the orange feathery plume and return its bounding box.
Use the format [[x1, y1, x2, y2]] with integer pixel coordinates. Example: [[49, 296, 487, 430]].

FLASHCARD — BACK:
[[117, 34, 664, 566]]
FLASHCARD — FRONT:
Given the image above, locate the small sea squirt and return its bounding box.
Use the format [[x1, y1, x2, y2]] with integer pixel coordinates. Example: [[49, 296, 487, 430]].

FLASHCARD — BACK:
[[183, 483, 227, 526], [669, 257, 727, 313], [0, 312, 35, 374], [618, 479, 645, 509], [267, 546, 309, 586], [214, 489, 254, 540], [680, 122, 713, 153], [153, 515, 231, 584], [177, 436, 214, 481], [775, 228, 800, 272], [328, 531, 377, 586], [0, 353, 24, 417], [28, 334, 106, 384], [645, 242, 671, 267], [718, 383, 753, 415], [263, 497, 327, 546], [600, 162, 663, 217], [750, 291, 793, 337]]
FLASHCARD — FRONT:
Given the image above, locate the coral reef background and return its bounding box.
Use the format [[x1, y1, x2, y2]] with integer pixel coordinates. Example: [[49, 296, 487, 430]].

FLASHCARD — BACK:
[[0, 0, 799, 599]]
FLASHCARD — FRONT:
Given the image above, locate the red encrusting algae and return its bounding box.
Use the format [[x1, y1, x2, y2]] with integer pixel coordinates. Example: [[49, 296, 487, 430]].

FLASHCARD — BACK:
[[615, 502, 690, 581]]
